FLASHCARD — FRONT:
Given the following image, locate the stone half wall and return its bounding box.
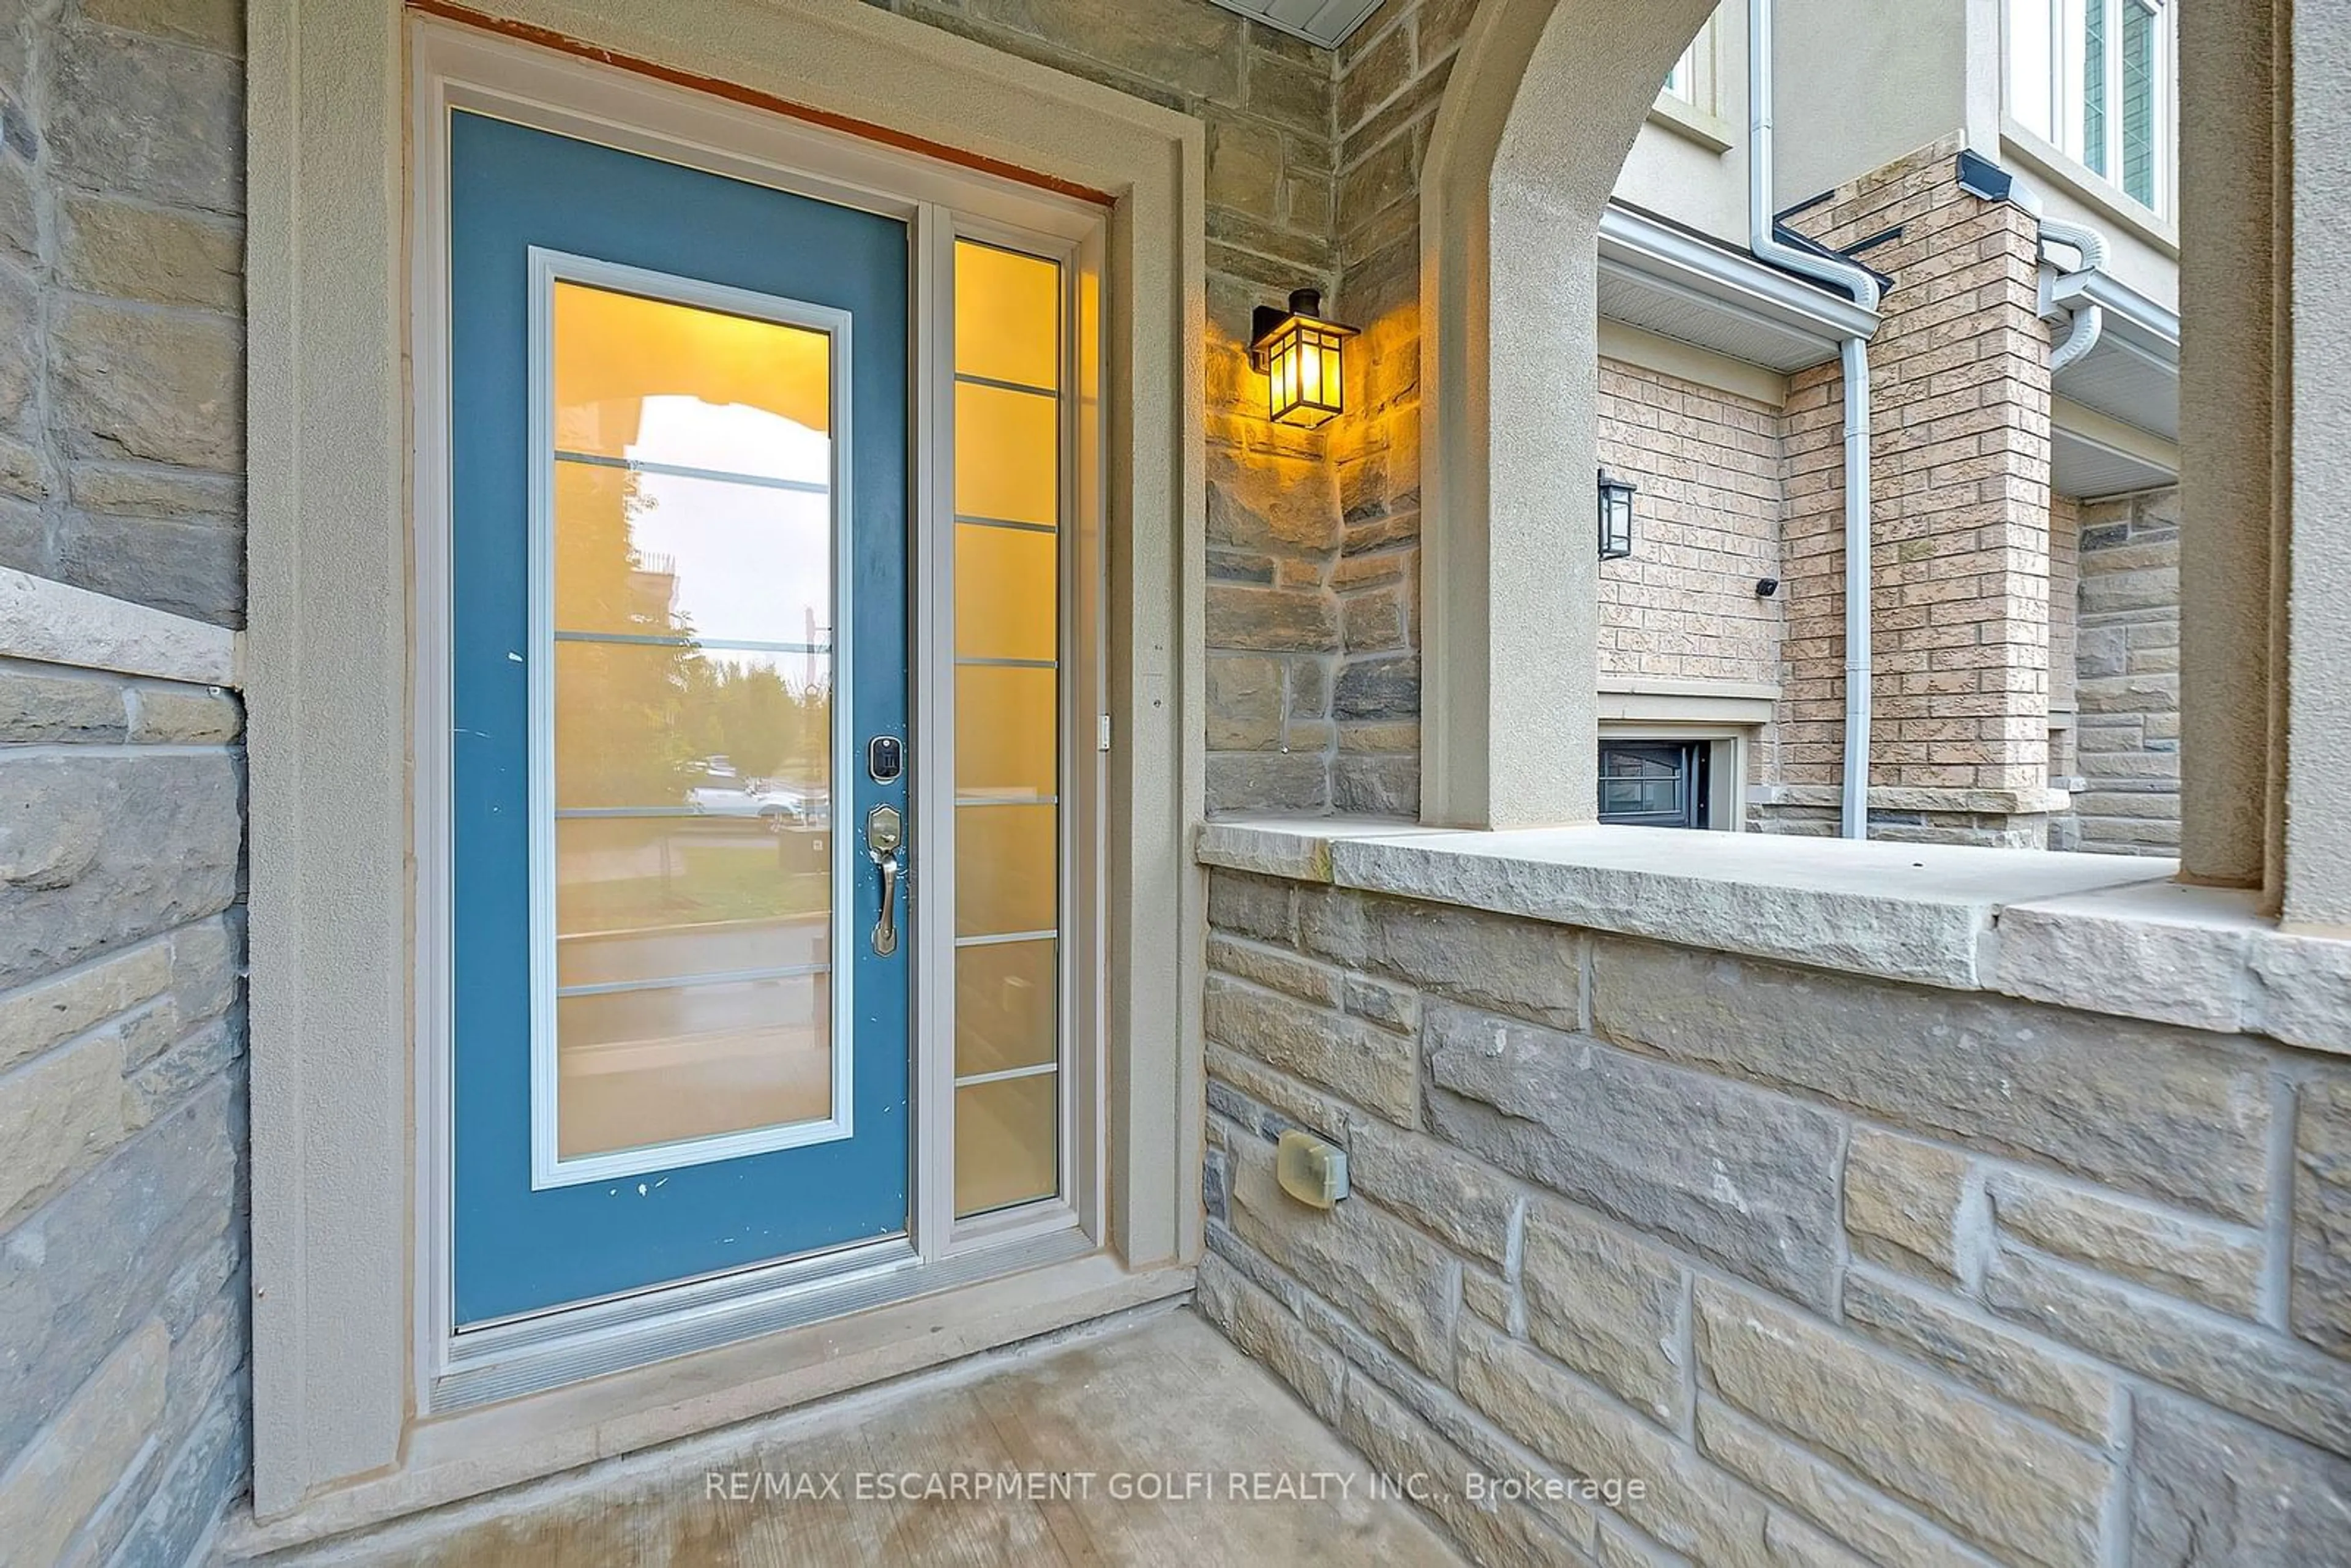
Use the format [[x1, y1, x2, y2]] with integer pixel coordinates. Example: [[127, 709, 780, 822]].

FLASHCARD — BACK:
[[1199, 864, 2351, 1566], [0, 1, 253, 1564]]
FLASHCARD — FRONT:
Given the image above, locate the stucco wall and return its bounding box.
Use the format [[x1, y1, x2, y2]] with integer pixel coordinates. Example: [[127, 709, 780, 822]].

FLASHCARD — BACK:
[[1202, 863, 2351, 1566], [1769, 0, 1971, 209], [0, 0, 251, 1561], [1610, 0, 1752, 246]]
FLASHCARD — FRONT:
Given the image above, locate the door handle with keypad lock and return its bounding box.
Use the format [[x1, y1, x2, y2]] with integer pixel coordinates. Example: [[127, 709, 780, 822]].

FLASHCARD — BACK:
[[865, 804, 904, 956]]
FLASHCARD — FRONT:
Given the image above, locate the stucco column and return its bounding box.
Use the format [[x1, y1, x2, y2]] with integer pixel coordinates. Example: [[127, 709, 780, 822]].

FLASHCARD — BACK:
[[1420, 184, 1603, 830], [2284, 6, 2351, 926], [2175, 0, 2279, 897], [1416, 0, 1716, 829]]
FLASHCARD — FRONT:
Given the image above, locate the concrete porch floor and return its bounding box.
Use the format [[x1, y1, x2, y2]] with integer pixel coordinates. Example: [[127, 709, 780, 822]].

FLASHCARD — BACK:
[[260, 1307, 1462, 1566]]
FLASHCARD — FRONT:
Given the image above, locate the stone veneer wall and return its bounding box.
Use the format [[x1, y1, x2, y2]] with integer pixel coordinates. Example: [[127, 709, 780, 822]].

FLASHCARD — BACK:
[[879, 0, 1349, 815], [1205, 0, 2080, 836], [2072, 488, 2182, 856], [1201, 865, 2351, 1566], [2045, 492, 2080, 849], [1771, 138, 2059, 848], [0, 0, 252, 1562], [1595, 360, 1785, 692], [1314, 0, 1479, 818], [888, 3, 2083, 837]]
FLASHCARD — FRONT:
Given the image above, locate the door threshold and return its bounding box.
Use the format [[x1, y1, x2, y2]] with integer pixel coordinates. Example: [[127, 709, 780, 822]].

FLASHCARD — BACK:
[[433, 1225, 1093, 1411], [229, 1251, 1193, 1556]]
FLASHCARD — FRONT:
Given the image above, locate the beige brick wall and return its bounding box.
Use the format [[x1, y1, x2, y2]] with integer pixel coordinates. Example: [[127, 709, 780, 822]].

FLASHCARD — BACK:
[[1596, 360, 1785, 690], [1777, 137, 2057, 838], [2073, 488, 2182, 855]]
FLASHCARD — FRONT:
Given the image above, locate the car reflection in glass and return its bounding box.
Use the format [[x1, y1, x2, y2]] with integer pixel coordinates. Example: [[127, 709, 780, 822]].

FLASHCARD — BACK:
[[686, 770, 829, 836]]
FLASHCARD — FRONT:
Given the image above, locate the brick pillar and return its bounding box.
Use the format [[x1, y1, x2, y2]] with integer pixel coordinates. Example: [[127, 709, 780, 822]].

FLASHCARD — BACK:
[[1772, 137, 2058, 847]]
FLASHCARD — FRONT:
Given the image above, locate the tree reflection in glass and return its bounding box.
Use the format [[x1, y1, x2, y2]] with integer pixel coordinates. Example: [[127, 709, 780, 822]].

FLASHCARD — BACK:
[[546, 278, 841, 1161]]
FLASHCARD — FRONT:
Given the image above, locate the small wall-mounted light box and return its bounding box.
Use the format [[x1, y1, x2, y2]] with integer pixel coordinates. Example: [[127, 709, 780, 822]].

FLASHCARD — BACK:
[[1275, 1128, 1349, 1209], [1597, 468, 1637, 560], [1250, 287, 1358, 429]]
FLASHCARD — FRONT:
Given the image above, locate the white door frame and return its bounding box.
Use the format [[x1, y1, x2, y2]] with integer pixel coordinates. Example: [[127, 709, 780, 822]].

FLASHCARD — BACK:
[[244, 0, 1204, 1539]]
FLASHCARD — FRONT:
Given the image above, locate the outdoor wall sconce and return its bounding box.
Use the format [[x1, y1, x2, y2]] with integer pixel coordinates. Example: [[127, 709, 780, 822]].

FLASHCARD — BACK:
[[1597, 469, 1637, 560], [1250, 287, 1357, 429]]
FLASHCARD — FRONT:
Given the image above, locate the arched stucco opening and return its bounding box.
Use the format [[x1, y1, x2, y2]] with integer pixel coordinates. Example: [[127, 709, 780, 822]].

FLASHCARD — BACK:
[[1417, 0, 1720, 828], [1417, 0, 2341, 926]]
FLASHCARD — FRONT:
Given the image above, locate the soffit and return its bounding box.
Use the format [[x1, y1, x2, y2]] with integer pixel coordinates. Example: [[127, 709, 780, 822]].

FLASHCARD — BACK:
[[2052, 426, 2177, 501], [1596, 203, 1875, 376], [2050, 271, 2180, 445]]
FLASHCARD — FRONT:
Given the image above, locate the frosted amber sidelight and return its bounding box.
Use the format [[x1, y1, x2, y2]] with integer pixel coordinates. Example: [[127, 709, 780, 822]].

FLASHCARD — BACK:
[[953, 241, 1060, 392], [954, 522, 1058, 662], [954, 1072, 1057, 1215], [951, 237, 1067, 1218]]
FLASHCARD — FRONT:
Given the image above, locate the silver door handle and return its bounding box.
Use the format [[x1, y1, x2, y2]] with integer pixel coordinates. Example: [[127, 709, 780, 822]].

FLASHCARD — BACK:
[[865, 804, 904, 958], [869, 846, 901, 957]]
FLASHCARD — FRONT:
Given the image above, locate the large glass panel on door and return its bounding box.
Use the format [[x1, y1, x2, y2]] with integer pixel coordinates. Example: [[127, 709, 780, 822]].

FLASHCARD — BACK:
[[546, 274, 841, 1172], [951, 238, 1063, 1218]]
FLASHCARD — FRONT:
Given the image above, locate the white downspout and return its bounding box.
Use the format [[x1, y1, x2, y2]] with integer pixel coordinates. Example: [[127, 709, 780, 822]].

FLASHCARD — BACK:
[[2002, 176, 2111, 369], [1747, 0, 1883, 839]]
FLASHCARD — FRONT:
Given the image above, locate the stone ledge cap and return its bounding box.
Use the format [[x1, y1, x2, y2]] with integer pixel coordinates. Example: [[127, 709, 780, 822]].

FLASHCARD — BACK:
[[1993, 879, 2351, 1055], [0, 567, 240, 688], [1199, 817, 2351, 1052], [1200, 816, 2177, 994]]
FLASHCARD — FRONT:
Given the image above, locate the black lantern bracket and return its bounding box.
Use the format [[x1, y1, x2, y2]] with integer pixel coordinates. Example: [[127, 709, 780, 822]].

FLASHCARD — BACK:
[[1247, 287, 1357, 370]]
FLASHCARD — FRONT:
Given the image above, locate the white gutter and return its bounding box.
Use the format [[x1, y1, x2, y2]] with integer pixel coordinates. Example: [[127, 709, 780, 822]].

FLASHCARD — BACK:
[[1597, 203, 1880, 347], [1747, 0, 1883, 839]]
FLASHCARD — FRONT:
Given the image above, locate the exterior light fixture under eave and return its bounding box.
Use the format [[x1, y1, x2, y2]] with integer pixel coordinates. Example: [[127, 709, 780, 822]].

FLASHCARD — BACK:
[[1248, 287, 1357, 429], [1597, 469, 1637, 560]]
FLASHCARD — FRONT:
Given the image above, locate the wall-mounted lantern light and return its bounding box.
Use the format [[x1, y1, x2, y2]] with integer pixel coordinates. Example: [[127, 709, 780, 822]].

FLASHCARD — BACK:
[[1250, 287, 1358, 429], [1597, 469, 1637, 560]]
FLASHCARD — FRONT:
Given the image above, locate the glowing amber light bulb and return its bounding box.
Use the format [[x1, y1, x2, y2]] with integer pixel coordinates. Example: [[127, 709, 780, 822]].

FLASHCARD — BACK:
[[1250, 287, 1358, 429]]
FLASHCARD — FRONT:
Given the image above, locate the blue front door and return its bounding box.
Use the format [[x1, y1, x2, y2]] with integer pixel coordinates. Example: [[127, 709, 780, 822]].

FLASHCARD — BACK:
[[448, 112, 912, 1326]]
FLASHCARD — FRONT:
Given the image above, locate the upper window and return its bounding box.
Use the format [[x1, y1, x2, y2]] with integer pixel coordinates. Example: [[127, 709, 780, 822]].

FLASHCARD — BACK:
[[1659, 12, 1720, 116], [2008, 0, 2175, 215]]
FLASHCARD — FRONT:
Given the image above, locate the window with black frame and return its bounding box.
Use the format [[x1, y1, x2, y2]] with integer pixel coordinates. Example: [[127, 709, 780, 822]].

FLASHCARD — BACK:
[[1597, 741, 1710, 829]]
